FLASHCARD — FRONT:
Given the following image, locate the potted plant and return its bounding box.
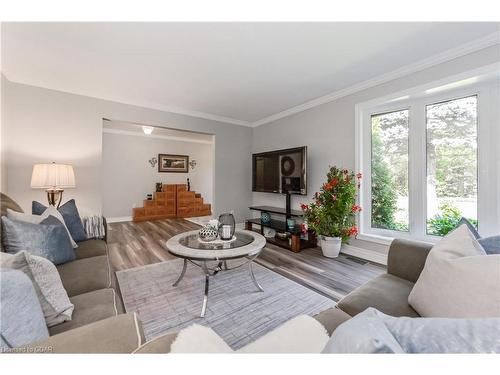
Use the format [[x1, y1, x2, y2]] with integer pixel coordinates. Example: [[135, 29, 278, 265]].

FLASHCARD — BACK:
[[301, 166, 361, 258]]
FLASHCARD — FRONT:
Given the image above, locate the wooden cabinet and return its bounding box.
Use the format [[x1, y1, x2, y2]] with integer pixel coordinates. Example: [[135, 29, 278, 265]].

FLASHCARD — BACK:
[[132, 184, 211, 222]]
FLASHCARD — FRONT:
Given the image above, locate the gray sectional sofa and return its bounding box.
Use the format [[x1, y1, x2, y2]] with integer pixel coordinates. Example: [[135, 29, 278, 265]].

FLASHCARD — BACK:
[[1, 192, 434, 353], [1, 193, 145, 353]]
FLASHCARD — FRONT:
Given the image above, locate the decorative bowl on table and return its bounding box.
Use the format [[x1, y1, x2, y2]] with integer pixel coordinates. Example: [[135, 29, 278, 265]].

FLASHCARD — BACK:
[[198, 226, 219, 242]]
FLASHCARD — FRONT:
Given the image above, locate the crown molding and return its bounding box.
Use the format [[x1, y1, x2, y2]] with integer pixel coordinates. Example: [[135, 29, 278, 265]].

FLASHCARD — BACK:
[[1, 74, 253, 127], [252, 31, 500, 127], [102, 127, 214, 144], [4, 31, 499, 129]]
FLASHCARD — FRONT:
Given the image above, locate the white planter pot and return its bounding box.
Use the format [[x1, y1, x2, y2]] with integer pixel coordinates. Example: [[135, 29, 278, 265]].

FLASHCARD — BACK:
[[320, 236, 342, 258]]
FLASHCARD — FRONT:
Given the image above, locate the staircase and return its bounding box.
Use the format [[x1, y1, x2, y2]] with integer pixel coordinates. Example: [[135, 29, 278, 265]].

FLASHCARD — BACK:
[[132, 184, 211, 222]]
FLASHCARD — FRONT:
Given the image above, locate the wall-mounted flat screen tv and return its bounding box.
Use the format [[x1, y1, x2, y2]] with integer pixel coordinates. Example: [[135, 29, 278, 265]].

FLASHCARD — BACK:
[[252, 146, 307, 195]]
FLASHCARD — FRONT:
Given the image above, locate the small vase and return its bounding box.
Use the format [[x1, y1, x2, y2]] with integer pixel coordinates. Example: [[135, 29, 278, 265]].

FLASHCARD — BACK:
[[320, 236, 342, 258]]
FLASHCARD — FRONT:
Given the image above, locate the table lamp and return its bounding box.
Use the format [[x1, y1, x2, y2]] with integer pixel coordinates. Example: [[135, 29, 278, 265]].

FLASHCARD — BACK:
[[30, 163, 76, 207]]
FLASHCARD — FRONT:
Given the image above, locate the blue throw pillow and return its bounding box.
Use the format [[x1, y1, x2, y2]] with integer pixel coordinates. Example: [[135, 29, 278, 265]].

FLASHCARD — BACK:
[[478, 235, 500, 255], [0, 268, 49, 350], [1, 216, 75, 265], [32, 199, 87, 242]]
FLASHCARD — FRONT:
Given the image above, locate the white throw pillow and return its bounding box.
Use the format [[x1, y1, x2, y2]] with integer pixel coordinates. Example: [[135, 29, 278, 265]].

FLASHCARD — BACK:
[[0, 251, 74, 327], [408, 225, 500, 318], [170, 315, 330, 353], [7, 207, 78, 248]]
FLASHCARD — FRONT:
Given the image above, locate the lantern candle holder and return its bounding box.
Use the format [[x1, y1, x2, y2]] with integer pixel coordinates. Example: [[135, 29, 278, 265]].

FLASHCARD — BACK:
[[218, 213, 235, 240]]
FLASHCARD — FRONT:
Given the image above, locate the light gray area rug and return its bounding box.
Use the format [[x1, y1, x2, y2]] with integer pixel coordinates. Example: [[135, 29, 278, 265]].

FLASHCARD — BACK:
[[116, 259, 334, 349]]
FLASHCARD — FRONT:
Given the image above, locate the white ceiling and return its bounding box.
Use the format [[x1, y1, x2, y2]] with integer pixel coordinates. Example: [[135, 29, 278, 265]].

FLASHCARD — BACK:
[[2, 22, 499, 126]]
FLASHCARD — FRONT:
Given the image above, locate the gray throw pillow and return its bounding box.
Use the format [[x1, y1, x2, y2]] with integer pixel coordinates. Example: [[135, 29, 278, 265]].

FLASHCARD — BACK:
[[478, 235, 500, 255], [1, 216, 75, 265], [323, 308, 500, 353], [0, 251, 74, 327], [0, 268, 49, 350], [32, 200, 87, 242]]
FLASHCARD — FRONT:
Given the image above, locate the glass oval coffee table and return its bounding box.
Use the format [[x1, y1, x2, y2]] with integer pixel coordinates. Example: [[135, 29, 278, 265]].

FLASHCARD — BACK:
[[166, 229, 266, 317]]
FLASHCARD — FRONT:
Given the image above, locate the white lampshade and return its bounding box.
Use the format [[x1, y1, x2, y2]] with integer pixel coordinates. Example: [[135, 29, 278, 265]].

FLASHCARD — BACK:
[[31, 163, 76, 189]]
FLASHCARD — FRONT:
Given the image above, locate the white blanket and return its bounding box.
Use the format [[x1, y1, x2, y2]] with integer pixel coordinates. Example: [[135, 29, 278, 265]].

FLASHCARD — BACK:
[[170, 315, 329, 353]]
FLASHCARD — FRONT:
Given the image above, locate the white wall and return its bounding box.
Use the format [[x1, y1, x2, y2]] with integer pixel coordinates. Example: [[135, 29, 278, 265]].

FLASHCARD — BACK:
[[2, 77, 252, 222], [102, 130, 213, 218], [251, 45, 500, 259]]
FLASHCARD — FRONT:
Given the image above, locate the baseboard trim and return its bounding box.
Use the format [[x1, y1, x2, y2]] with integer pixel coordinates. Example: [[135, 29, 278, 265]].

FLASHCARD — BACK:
[[107, 216, 132, 223], [341, 244, 388, 266]]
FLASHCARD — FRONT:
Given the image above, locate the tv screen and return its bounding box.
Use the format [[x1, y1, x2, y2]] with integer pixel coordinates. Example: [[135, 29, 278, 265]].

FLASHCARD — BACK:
[[252, 146, 307, 195]]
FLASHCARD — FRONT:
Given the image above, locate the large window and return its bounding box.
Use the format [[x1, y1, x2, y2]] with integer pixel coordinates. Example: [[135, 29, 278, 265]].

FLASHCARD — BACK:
[[371, 110, 409, 231], [426, 96, 478, 236], [358, 78, 498, 243]]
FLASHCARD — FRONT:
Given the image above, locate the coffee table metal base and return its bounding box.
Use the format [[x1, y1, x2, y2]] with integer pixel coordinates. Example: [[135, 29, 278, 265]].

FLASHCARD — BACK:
[[172, 256, 264, 318]]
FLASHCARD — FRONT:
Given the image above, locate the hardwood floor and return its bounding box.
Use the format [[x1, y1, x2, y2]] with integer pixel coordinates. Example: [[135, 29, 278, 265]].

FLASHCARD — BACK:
[[108, 218, 386, 302]]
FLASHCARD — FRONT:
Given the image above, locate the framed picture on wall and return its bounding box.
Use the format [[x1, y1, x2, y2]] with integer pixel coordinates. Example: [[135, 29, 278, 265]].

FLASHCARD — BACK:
[[158, 154, 189, 173]]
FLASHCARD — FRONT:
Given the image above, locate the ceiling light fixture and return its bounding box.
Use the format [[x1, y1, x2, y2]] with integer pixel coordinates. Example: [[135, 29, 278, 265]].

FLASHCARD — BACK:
[[142, 126, 154, 135]]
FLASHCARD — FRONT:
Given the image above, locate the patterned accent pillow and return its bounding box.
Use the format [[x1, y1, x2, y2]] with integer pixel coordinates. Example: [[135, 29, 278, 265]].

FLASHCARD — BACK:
[[0, 268, 49, 349], [0, 251, 74, 327], [1, 216, 75, 265], [32, 199, 87, 242]]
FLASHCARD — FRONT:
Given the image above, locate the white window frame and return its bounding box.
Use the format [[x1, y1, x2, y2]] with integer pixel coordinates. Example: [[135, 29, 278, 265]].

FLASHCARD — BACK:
[[355, 66, 499, 245]]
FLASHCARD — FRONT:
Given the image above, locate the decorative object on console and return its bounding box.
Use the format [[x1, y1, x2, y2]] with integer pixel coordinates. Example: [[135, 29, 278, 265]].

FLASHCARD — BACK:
[[187, 178, 190, 191], [260, 211, 271, 224], [147, 194, 153, 200], [156, 183, 163, 192], [218, 213, 236, 241], [286, 218, 296, 231], [148, 157, 158, 168], [158, 154, 189, 173], [276, 232, 290, 240], [30, 163, 76, 208], [301, 166, 361, 258], [189, 159, 197, 170], [263, 227, 276, 238], [198, 226, 219, 242]]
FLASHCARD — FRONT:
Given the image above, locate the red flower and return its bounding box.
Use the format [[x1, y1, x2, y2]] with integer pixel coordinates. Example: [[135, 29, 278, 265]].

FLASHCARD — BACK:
[[300, 203, 309, 211], [300, 223, 308, 234], [351, 205, 362, 213], [348, 226, 358, 236]]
